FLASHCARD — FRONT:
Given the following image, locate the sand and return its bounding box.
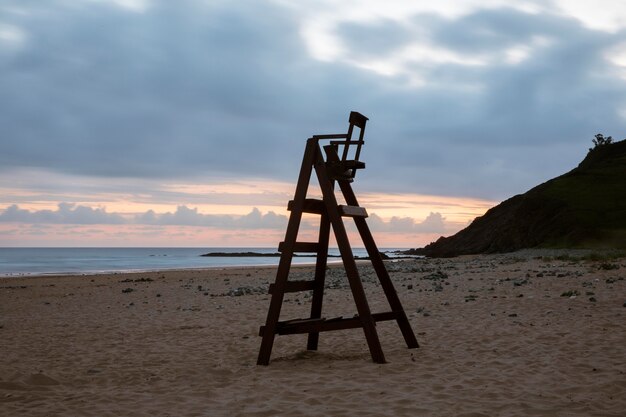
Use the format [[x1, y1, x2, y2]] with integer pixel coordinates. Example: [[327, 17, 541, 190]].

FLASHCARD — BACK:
[[1, 251, 625, 416]]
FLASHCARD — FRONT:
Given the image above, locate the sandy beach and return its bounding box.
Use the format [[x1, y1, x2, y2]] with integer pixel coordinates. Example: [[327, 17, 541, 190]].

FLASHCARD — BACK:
[[1, 251, 625, 416]]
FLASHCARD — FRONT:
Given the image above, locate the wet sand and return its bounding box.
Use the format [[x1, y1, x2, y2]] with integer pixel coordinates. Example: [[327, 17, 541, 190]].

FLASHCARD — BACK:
[[1, 251, 625, 416]]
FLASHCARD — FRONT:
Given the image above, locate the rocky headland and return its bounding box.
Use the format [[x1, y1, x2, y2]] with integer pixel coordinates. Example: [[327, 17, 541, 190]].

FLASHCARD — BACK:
[[409, 138, 626, 257]]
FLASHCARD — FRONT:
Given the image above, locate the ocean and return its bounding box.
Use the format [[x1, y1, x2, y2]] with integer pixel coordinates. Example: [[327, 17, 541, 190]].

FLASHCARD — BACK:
[[0, 247, 408, 277]]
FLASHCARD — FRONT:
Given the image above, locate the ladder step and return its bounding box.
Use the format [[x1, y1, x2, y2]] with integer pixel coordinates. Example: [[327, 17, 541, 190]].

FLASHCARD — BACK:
[[259, 312, 401, 337], [339, 205, 368, 218], [287, 199, 325, 214], [278, 241, 320, 253], [287, 199, 368, 218], [268, 280, 317, 294]]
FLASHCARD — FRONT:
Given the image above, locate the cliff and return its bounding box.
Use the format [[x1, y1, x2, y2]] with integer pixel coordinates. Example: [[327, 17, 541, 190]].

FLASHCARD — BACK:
[[413, 139, 626, 257]]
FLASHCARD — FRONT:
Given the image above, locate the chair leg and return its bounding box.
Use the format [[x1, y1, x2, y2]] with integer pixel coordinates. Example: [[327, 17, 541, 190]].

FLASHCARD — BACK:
[[314, 156, 386, 364], [307, 212, 330, 350], [257, 139, 318, 365], [338, 180, 419, 349]]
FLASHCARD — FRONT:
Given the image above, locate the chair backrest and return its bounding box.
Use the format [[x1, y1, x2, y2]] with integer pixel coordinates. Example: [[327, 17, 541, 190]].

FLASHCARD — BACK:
[[312, 111, 369, 180], [342, 111, 368, 164]]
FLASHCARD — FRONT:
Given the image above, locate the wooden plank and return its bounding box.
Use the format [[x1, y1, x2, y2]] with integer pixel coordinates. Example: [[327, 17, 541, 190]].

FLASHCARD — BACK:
[[279, 317, 362, 335], [338, 205, 368, 218], [372, 311, 399, 322], [287, 199, 326, 214], [329, 140, 364, 146], [342, 160, 366, 169], [323, 145, 366, 181], [349, 111, 368, 128], [259, 312, 400, 337], [278, 241, 319, 253], [257, 138, 319, 366], [286, 199, 367, 218], [259, 318, 324, 337], [307, 211, 331, 350], [268, 280, 316, 294], [311, 134, 348, 139], [337, 179, 420, 350], [313, 146, 386, 364]]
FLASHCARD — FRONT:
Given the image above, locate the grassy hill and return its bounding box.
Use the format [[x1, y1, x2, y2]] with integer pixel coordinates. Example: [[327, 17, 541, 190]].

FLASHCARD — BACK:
[[414, 139, 626, 257]]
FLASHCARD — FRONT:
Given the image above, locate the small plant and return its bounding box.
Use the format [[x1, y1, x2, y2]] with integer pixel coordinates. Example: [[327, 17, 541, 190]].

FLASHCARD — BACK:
[[599, 262, 619, 270], [560, 290, 580, 297], [423, 270, 448, 280], [589, 133, 613, 152], [582, 252, 626, 262]]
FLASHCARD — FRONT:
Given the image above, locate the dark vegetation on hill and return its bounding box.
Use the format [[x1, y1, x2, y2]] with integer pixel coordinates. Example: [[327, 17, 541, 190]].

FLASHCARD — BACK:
[[409, 136, 626, 257]]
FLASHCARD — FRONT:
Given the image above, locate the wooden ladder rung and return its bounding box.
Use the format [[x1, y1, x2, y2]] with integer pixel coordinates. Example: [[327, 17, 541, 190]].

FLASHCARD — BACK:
[[287, 199, 325, 214], [287, 199, 367, 218], [259, 317, 325, 337], [268, 280, 317, 294], [338, 205, 368, 218], [371, 311, 400, 322], [259, 312, 400, 337], [282, 317, 329, 326], [278, 241, 320, 253]]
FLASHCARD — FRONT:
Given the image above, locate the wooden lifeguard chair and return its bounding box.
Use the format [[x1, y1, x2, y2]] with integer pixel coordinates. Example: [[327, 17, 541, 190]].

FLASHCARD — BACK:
[[257, 111, 419, 365]]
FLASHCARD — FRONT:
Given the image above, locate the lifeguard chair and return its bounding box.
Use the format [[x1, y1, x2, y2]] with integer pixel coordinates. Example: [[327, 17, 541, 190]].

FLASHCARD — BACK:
[[257, 112, 419, 365]]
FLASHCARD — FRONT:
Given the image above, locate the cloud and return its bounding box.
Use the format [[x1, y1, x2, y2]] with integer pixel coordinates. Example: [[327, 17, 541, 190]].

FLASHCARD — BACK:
[[0, 0, 313, 178], [0, 203, 454, 238], [1, 1, 626, 203], [368, 212, 447, 234], [137, 206, 288, 229], [330, 8, 626, 197], [0, 203, 126, 224], [0, 203, 287, 229]]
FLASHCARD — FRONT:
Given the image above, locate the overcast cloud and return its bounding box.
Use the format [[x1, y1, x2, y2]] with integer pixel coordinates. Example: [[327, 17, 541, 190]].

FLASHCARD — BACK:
[[0, 203, 449, 236], [1, 1, 626, 201]]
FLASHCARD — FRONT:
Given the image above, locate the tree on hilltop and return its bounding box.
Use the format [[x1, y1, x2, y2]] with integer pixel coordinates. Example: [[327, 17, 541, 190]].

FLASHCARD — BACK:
[[589, 133, 613, 152]]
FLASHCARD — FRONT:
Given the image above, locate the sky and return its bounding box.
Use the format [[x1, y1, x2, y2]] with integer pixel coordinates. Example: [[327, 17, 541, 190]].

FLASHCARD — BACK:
[[1, 0, 626, 247]]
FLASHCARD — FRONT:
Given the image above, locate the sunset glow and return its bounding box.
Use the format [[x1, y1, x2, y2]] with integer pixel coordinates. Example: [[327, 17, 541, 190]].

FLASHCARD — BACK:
[[2, 0, 625, 248], [0, 174, 496, 247]]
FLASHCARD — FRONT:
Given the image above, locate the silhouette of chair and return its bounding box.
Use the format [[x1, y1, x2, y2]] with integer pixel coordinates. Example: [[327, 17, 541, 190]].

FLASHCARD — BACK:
[[257, 111, 419, 365], [313, 111, 368, 181]]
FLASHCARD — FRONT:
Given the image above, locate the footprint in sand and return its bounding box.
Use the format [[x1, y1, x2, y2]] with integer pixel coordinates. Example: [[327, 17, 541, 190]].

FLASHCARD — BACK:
[[25, 373, 60, 386], [0, 381, 27, 391], [0, 373, 59, 392]]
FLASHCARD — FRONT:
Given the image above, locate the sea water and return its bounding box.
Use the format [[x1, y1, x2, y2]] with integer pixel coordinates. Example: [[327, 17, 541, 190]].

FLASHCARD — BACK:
[[0, 247, 408, 277]]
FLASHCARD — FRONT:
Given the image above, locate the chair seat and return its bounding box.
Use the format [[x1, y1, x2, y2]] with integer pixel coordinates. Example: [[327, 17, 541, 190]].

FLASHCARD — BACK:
[[327, 160, 365, 169], [326, 159, 366, 181], [342, 160, 366, 169]]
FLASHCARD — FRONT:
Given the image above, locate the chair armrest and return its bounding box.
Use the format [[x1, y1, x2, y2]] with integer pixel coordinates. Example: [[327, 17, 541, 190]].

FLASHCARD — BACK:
[[330, 140, 365, 145], [312, 134, 349, 139]]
